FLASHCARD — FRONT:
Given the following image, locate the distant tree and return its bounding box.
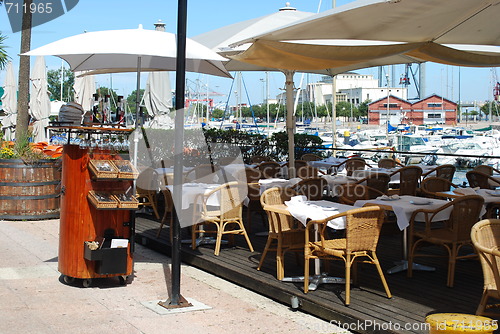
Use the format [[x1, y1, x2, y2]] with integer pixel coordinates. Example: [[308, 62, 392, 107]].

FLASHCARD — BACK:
[[126, 89, 145, 116], [357, 100, 371, 117], [480, 101, 499, 117], [0, 33, 9, 70], [95, 86, 119, 113], [47, 68, 74, 101]]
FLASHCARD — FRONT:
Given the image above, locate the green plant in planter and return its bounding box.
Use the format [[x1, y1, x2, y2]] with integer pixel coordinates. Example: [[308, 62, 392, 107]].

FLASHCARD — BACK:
[[0, 132, 55, 163]]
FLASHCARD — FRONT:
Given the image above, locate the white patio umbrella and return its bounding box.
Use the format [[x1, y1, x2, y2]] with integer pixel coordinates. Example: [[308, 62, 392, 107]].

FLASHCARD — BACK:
[[29, 56, 51, 143], [143, 71, 173, 128], [24, 25, 231, 78], [73, 71, 96, 112], [1, 62, 17, 140]]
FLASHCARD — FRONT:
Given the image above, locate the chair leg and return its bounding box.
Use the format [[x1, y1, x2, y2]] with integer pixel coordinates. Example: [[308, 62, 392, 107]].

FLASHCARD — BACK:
[[240, 223, 254, 252], [345, 254, 351, 305], [191, 223, 199, 250], [258, 237, 273, 270], [304, 255, 310, 293], [214, 224, 223, 256], [476, 290, 489, 316], [148, 194, 160, 220], [447, 245, 457, 288], [276, 239, 284, 280], [372, 252, 392, 299]]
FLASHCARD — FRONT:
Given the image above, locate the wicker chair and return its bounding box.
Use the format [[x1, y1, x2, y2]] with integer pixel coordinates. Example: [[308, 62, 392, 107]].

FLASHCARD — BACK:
[[408, 195, 485, 287], [250, 155, 273, 164], [337, 183, 384, 205], [259, 187, 303, 280], [297, 165, 322, 179], [466, 171, 500, 189], [135, 167, 160, 219], [156, 187, 174, 239], [184, 163, 218, 183], [389, 165, 422, 196], [292, 177, 327, 201], [304, 206, 392, 305], [377, 158, 404, 169], [191, 181, 254, 256], [301, 153, 323, 162], [355, 173, 391, 195], [471, 219, 500, 316], [244, 168, 264, 228], [474, 165, 500, 176], [258, 161, 282, 179], [338, 157, 370, 176], [422, 164, 456, 182], [419, 177, 458, 199]]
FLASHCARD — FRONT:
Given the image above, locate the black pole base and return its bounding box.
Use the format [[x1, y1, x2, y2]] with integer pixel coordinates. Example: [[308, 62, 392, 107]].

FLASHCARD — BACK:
[[157, 295, 192, 309]]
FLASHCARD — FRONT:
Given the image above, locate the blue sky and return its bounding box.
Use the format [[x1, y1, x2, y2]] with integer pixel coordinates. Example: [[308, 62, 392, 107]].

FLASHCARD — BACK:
[[0, 0, 497, 108]]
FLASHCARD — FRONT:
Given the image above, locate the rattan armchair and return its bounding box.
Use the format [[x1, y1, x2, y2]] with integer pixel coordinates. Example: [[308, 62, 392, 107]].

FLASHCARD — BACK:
[[304, 206, 392, 305], [259, 187, 303, 280], [184, 163, 219, 183], [355, 173, 391, 195], [297, 165, 323, 179], [337, 183, 384, 205], [408, 195, 485, 287], [389, 165, 422, 196], [466, 171, 500, 189], [419, 177, 459, 199], [250, 155, 273, 164], [471, 219, 500, 316], [377, 158, 404, 169], [422, 164, 456, 182], [258, 161, 282, 179], [292, 177, 327, 201], [135, 167, 160, 219], [191, 181, 254, 256], [337, 157, 370, 176], [474, 165, 500, 176], [301, 153, 323, 162]]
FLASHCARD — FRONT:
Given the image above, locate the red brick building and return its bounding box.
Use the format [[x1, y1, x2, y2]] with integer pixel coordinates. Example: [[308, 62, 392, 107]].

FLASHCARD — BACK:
[[368, 94, 457, 125]]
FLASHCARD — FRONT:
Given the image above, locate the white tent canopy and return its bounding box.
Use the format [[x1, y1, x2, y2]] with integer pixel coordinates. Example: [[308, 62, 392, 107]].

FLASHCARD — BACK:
[[1, 62, 17, 140], [143, 71, 173, 129], [73, 71, 96, 112], [29, 56, 51, 143]]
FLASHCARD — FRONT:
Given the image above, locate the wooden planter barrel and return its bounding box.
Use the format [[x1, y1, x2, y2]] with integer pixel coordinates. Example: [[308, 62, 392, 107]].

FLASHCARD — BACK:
[[0, 159, 62, 220]]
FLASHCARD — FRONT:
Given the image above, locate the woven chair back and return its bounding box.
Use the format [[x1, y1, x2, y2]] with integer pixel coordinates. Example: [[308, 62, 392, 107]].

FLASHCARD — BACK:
[[294, 177, 327, 201], [398, 166, 422, 196], [259, 161, 281, 179], [261, 187, 296, 233], [471, 219, 500, 296]]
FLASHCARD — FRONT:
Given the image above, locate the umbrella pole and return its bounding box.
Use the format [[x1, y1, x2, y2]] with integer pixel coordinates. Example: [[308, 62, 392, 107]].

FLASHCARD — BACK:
[[285, 70, 295, 178]]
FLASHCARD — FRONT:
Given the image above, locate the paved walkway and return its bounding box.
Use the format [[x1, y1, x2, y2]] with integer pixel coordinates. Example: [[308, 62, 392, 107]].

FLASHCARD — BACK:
[[0, 219, 349, 334]]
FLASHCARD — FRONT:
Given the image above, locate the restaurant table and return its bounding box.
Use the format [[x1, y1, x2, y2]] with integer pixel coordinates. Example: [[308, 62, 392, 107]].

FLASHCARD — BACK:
[[307, 157, 347, 174], [264, 197, 355, 290], [258, 178, 301, 194], [354, 195, 454, 274], [321, 174, 362, 196]]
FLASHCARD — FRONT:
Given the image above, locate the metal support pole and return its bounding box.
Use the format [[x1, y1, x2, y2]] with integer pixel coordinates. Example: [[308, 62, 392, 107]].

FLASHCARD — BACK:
[[170, 0, 187, 307]]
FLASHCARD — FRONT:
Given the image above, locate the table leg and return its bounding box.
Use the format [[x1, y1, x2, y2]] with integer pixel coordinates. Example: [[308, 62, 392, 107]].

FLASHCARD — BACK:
[[282, 272, 347, 291], [386, 228, 435, 274]]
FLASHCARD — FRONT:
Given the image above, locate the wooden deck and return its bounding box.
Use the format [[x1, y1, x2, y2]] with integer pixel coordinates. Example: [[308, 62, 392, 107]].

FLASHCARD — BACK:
[[134, 212, 496, 334]]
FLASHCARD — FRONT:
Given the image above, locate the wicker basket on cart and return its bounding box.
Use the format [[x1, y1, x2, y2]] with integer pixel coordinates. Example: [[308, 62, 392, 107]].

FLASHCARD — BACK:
[[110, 160, 139, 179], [88, 160, 118, 179], [113, 193, 139, 209], [87, 190, 119, 209]]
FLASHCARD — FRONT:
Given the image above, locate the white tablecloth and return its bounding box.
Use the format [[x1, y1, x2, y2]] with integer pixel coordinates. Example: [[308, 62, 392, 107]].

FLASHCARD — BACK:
[[353, 168, 400, 182], [284, 197, 355, 230], [354, 195, 455, 230], [308, 157, 347, 172], [321, 175, 362, 196], [258, 178, 301, 194], [166, 183, 219, 210]]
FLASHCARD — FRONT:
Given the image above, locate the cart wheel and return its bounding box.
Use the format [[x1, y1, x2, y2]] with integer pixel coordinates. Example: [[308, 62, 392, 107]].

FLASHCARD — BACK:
[[82, 278, 92, 288], [118, 276, 128, 286], [63, 275, 75, 284]]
